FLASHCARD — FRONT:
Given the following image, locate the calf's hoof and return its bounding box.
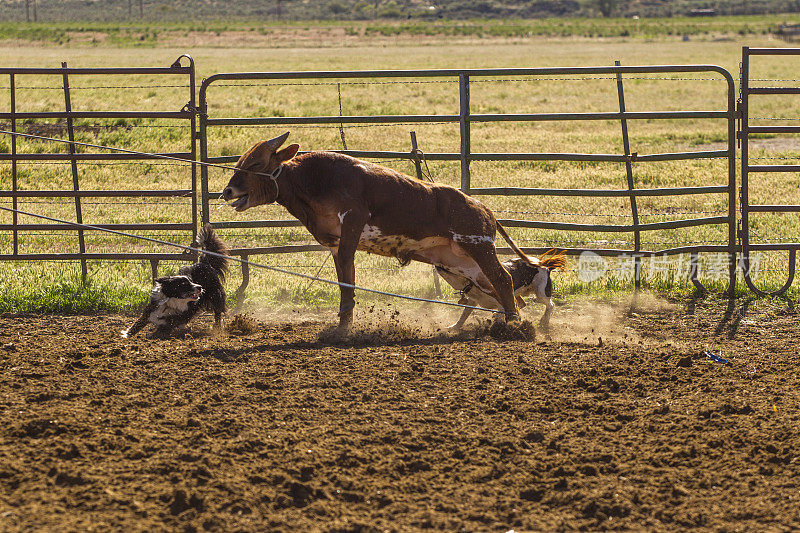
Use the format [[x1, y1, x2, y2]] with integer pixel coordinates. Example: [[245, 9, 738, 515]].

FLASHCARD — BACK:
[[337, 300, 355, 331], [336, 311, 353, 333], [338, 300, 355, 317]]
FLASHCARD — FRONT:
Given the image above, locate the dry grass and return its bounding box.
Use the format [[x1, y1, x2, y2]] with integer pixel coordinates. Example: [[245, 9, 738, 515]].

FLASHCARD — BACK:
[[0, 37, 798, 315]]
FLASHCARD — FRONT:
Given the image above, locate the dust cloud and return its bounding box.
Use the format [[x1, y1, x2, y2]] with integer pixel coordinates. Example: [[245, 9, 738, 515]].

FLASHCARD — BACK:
[[242, 292, 678, 346]]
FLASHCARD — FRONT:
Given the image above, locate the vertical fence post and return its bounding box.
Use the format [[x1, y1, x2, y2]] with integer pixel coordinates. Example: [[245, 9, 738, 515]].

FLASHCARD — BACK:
[[62, 62, 88, 285], [150, 259, 159, 282], [199, 88, 210, 226], [740, 47, 753, 294], [186, 56, 198, 240], [10, 74, 18, 256], [726, 54, 738, 298], [410, 131, 423, 180], [459, 73, 471, 193], [410, 131, 442, 299], [615, 61, 642, 290]]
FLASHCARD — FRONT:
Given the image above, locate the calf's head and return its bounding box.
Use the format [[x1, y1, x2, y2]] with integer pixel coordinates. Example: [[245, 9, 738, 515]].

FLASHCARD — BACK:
[[221, 132, 300, 211]]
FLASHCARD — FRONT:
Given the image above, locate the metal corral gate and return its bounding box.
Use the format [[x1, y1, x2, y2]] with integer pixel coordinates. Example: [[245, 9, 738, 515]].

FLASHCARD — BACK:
[[199, 65, 737, 295], [0, 56, 197, 281], [739, 47, 799, 296]]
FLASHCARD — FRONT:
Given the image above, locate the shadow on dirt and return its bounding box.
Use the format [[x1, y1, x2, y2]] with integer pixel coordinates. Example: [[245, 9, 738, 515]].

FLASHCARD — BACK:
[[694, 295, 796, 340], [713, 297, 755, 339], [188, 319, 539, 361]]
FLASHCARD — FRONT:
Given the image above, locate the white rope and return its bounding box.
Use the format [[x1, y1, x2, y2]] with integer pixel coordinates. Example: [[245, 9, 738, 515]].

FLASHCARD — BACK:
[[0, 205, 504, 315]]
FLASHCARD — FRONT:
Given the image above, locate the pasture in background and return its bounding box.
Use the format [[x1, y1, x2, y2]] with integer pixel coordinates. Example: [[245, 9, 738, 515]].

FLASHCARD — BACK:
[[1, 38, 799, 314]]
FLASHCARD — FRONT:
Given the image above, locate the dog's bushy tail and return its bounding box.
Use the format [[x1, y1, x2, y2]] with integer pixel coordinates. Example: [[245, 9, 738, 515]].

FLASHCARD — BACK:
[[539, 249, 568, 271], [197, 223, 230, 281]]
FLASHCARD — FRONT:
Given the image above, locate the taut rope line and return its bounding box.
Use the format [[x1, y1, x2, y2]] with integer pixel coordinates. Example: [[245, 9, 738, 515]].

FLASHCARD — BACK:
[[0, 205, 504, 315]]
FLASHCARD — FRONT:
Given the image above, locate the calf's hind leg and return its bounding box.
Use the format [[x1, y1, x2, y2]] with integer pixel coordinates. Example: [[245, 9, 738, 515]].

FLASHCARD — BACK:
[[539, 297, 555, 328], [449, 301, 473, 330], [459, 242, 519, 322]]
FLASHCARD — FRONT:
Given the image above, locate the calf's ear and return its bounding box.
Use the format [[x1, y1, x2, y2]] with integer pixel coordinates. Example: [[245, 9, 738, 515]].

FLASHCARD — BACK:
[[276, 143, 300, 163], [254, 140, 279, 165]]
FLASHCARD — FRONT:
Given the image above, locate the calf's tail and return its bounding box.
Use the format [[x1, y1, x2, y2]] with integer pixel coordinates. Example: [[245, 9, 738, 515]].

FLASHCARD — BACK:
[[496, 222, 568, 271], [495, 221, 533, 264]]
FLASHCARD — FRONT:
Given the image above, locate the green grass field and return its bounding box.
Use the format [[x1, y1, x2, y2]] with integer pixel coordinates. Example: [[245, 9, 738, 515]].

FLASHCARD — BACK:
[[2, 0, 799, 21], [1, 34, 799, 316], [1, 13, 800, 48]]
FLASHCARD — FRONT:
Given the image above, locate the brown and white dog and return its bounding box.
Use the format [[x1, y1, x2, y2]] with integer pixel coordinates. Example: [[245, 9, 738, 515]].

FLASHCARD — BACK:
[[436, 251, 567, 329], [221, 132, 535, 330]]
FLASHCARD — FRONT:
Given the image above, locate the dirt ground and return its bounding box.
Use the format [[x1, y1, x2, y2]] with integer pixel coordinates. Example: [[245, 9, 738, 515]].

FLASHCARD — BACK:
[[1, 296, 799, 532]]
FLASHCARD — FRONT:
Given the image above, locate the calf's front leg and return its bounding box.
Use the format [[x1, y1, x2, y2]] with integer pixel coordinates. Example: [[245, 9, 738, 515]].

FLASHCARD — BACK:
[[332, 209, 369, 331]]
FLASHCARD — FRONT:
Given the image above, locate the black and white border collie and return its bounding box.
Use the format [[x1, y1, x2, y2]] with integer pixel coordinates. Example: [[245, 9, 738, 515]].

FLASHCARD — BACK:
[[121, 224, 229, 338], [436, 251, 567, 329]]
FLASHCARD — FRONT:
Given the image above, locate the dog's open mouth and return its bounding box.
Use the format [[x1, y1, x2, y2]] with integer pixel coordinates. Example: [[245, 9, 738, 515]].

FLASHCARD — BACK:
[[184, 288, 203, 301], [229, 194, 249, 211]]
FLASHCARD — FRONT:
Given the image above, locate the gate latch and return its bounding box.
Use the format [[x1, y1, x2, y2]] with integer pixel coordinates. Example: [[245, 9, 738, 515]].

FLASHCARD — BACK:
[[735, 98, 743, 149]]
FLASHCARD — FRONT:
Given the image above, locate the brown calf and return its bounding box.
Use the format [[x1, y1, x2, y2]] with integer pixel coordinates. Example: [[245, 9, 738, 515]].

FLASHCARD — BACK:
[[221, 132, 532, 330]]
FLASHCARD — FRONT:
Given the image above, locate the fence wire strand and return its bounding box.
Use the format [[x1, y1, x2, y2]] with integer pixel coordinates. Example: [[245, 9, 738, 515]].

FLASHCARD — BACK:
[[0, 85, 190, 90]]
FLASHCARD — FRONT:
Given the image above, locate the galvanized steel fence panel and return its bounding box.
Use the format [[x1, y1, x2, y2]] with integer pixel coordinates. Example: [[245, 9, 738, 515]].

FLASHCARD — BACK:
[[199, 65, 737, 293], [739, 47, 800, 296], [0, 60, 744, 296], [0, 56, 197, 277]]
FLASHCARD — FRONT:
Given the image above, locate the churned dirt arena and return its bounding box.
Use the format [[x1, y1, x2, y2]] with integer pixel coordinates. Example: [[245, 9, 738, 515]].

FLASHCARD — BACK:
[[1, 296, 799, 531]]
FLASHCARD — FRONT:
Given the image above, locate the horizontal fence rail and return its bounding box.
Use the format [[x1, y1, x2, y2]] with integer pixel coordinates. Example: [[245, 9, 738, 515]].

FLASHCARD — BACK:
[[0, 190, 193, 198], [0, 152, 193, 161], [203, 150, 728, 165]]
